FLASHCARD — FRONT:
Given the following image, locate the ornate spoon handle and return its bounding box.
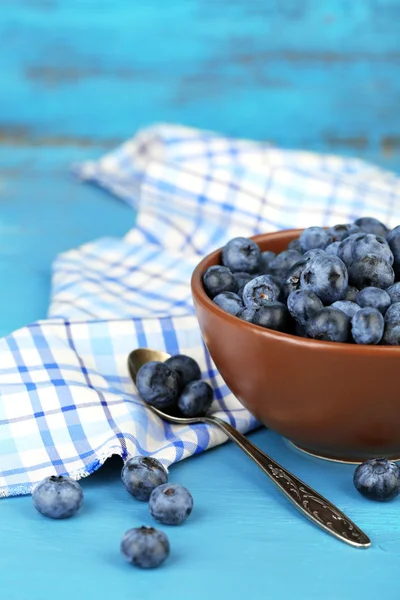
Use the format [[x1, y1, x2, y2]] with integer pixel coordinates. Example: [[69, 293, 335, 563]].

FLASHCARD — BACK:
[[207, 416, 370, 548]]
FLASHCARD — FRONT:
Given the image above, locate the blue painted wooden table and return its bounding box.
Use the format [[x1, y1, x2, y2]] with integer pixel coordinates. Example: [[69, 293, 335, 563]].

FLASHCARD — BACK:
[[1, 2, 400, 599]]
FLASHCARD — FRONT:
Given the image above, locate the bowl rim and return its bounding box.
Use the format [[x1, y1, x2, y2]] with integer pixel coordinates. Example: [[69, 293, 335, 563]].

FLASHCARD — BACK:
[[191, 229, 400, 355]]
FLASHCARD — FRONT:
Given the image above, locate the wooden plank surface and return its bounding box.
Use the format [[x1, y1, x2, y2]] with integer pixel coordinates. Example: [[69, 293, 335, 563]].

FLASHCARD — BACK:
[[1, 2, 400, 599]]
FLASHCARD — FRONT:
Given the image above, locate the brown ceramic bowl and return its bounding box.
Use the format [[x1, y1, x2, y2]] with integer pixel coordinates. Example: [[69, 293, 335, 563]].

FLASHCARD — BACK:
[[191, 229, 400, 463]]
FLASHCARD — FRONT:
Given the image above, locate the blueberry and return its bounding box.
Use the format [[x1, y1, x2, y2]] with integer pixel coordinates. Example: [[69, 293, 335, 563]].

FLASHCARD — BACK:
[[351, 307, 384, 344], [305, 308, 350, 342], [325, 241, 341, 256], [387, 229, 400, 266], [353, 459, 400, 501], [288, 238, 303, 253], [149, 483, 194, 526], [222, 237, 261, 274], [387, 225, 400, 245], [287, 289, 323, 326], [281, 260, 308, 299], [303, 249, 326, 260], [164, 354, 201, 389], [242, 275, 280, 308], [385, 302, 400, 324], [32, 475, 83, 519], [252, 301, 289, 332], [300, 254, 348, 304], [331, 301, 360, 319], [121, 456, 168, 501], [213, 291, 243, 315], [387, 282, 400, 304], [178, 380, 213, 417], [354, 217, 388, 238], [299, 227, 333, 252], [344, 285, 359, 302], [136, 361, 180, 409], [237, 307, 257, 322], [350, 234, 393, 265], [268, 249, 303, 279], [260, 251, 276, 273], [328, 223, 360, 242], [233, 271, 254, 296], [382, 323, 400, 345], [337, 233, 361, 267], [348, 255, 394, 290], [121, 526, 170, 569], [202, 265, 237, 298], [355, 287, 391, 315]]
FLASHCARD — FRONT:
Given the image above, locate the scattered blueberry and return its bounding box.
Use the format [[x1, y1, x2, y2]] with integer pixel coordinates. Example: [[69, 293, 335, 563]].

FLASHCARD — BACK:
[[300, 254, 348, 304], [331, 300, 360, 319], [164, 354, 201, 389], [281, 260, 308, 299], [242, 275, 280, 308], [252, 301, 289, 332], [260, 251, 276, 273], [136, 361, 180, 409], [233, 271, 254, 296], [149, 483, 194, 526], [328, 223, 360, 242], [121, 456, 168, 501], [355, 287, 391, 315], [353, 459, 400, 501], [351, 307, 384, 345], [287, 290, 323, 326], [350, 233, 393, 265], [305, 308, 350, 342], [385, 302, 400, 324], [354, 217, 388, 238], [178, 380, 213, 417], [213, 291, 243, 316], [325, 241, 341, 256], [121, 526, 170, 569], [268, 249, 303, 279], [299, 227, 333, 253], [237, 307, 257, 322], [344, 285, 359, 302], [348, 255, 394, 290], [32, 475, 83, 519], [221, 237, 261, 274], [387, 282, 400, 304], [202, 265, 237, 298]]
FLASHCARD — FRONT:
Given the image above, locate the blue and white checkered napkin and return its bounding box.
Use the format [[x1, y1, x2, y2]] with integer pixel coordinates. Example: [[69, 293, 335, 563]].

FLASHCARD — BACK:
[[2, 123, 400, 498]]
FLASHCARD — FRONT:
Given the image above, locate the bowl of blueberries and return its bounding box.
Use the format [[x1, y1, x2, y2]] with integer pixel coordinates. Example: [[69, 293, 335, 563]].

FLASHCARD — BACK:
[[191, 217, 400, 463]]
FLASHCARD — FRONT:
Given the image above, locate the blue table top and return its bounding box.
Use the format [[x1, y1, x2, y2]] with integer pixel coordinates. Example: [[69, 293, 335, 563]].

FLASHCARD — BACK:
[[1, 2, 400, 598]]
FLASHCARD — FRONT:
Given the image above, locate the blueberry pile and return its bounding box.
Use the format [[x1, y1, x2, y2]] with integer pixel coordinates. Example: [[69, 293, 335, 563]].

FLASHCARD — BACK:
[[203, 218, 400, 344], [136, 354, 214, 416]]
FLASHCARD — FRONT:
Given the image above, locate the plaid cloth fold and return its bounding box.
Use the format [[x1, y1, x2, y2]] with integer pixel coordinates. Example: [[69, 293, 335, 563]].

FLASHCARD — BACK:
[[1, 123, 400, 497]]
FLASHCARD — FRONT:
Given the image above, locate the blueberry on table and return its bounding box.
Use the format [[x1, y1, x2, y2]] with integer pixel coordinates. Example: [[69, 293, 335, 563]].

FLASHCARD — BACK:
[[121, 526, 170, 568], [252, 301, 289, 332], [350, 233, 393, 265], [348, 255, 394, 290], [328, 223, 360, 242], [121, 456, 168, 501], [164, 354, 201, 389], [344, 286, 359, 302], [330, 300, 360, 319], [213, 291, 243, 316], [300, 254, 348, 304], [202, 265, 237, 298], [242, 275, 280, 308], [386, 282, 400, 304], [32, 475, 83, 519], [351, 307, 384, 345], [354, 217, 388, 238], [237, 306, 257, 322], [353, 459, 400, 501], [299, 226, 333, 252], [355, 287, 391, 315], [260, 250, 276, 273], [136, 361, 180, 409], [287, 289, 323, 326], [149, 483, 194, 525], [221, 237, 261, 274], [178, 380, 213, 417], [305, 308, 350, 342], [325, 241, 340, 256], [233, 271, 254, 296]]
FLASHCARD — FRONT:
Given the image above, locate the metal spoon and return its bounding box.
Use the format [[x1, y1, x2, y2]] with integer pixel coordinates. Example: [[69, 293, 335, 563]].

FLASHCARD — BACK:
[[128, 348, 371, 548]]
